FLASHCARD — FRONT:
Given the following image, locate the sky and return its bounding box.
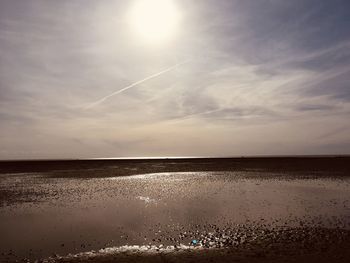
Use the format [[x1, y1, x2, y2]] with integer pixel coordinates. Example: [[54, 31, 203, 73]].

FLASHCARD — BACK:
[[0, 0, 350, 159]]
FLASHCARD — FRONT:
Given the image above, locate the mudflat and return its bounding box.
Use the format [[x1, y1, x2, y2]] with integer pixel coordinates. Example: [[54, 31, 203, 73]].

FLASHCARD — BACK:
[[1, 157, 350, 262]]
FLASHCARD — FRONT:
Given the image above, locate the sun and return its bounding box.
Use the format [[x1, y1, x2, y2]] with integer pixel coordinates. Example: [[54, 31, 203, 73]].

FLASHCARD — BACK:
[[128, 0, 181, 44]]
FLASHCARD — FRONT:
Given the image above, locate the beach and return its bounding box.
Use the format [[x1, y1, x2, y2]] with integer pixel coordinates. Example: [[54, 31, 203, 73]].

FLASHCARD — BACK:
[[1, 157, 350, 262]]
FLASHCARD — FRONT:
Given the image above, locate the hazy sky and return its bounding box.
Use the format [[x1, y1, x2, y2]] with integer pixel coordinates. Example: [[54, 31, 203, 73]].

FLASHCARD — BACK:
[[1, 0, 350, 159]]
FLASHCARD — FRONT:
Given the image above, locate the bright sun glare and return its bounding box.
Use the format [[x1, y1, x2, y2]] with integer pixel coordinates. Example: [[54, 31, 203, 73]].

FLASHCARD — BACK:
[[129, 0, 181, 44]]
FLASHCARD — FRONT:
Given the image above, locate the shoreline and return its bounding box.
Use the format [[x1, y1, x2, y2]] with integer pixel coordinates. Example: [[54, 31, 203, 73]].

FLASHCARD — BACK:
[[36, 227, 350, 263]]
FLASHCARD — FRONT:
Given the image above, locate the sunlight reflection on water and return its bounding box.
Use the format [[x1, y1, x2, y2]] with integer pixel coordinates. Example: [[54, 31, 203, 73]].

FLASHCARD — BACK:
[[1, 171, 350, 261]]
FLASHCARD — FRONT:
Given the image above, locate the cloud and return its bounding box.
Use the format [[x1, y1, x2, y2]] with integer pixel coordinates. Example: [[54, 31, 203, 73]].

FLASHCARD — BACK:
[[0, 0, 350, 158]]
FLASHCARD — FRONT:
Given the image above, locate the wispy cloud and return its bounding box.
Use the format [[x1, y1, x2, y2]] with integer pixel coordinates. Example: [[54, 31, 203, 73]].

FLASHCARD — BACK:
[[0, 0, 350, 158], [84, 60, 190, 109]]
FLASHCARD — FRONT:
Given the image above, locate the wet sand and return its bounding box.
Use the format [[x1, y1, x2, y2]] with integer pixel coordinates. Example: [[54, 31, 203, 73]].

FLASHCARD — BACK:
[[0, 157, 350, 262]]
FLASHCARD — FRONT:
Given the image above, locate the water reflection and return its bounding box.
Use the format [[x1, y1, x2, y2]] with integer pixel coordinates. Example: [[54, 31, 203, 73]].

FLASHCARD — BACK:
[[0, 171, 350, 261]]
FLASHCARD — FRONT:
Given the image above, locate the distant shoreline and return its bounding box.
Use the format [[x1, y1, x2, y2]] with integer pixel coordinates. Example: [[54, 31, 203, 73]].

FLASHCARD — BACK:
[[1, 156, 349, 176]]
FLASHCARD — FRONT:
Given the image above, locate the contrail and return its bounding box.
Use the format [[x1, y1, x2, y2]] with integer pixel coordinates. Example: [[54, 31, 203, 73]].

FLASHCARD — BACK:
[[85, 60, 190, 109]]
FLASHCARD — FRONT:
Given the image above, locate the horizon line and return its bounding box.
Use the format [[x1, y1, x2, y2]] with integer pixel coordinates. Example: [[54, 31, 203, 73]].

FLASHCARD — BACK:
[[0, 154, 350, 162]]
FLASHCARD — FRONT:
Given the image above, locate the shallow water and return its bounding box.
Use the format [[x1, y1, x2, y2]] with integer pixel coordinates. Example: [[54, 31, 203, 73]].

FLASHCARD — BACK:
[[1, 171, 350, 261]]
